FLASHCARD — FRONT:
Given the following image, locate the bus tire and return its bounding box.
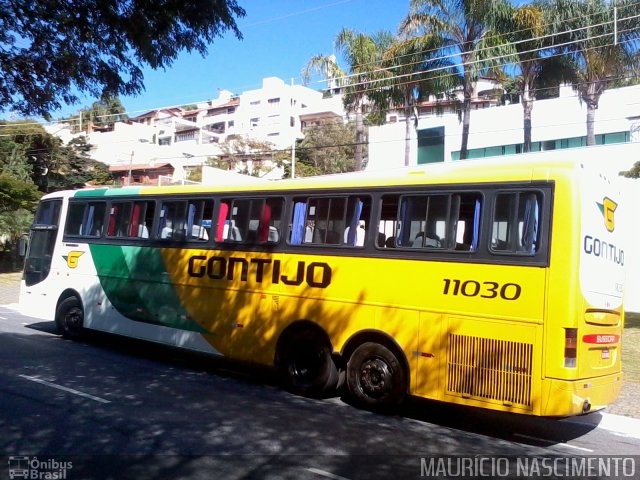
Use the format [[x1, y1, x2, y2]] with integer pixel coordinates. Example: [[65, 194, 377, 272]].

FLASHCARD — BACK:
[[55, 296, 84, 340], [346, 342, 406, 410], [277, 329, 338, 397]]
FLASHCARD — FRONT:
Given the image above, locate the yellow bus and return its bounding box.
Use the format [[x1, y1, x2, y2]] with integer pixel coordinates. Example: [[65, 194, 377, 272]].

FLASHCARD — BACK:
[[19, 153, 625, 416]]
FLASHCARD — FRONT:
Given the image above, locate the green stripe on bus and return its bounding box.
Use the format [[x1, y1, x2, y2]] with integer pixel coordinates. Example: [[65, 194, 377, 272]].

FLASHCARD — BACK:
[[74, 187, 141, 197], [89, 244, 208, 333]]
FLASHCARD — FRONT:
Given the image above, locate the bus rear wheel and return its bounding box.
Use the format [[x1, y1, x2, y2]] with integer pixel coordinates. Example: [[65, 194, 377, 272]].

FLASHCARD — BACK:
[[277, 329, 338, 398], [55, 296, 84, 340], [346, 342, 406, 410]]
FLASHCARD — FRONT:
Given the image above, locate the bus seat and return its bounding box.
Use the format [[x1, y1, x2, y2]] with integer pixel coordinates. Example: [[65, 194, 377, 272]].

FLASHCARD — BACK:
[[268, 226, 279, 242]]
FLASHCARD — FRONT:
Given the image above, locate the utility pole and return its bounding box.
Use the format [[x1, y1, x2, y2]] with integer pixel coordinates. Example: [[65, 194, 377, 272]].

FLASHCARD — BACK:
[[128, 151, 134, 185], [291, 77, 296, 179]]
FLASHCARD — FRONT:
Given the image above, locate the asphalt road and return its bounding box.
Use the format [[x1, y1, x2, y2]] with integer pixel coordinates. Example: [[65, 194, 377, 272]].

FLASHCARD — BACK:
[[1, 304, 640, 480]]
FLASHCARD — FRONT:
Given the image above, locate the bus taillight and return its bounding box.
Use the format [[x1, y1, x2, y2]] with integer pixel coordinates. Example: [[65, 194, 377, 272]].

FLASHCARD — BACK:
[[564, 328, 578, 368]]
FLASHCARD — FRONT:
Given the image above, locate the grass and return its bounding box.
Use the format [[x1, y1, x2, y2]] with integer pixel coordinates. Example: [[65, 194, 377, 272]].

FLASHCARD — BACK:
[[0, 272, 21, 285], [624, 311, 640, 385]]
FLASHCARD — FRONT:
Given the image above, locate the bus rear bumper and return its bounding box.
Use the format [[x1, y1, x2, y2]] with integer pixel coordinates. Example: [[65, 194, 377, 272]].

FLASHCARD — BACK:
[[542, 373, 623, 416]]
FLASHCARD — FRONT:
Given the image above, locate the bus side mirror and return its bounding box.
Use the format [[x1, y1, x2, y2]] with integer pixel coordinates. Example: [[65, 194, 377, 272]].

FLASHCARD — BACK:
[[18, 234, 29, 257]]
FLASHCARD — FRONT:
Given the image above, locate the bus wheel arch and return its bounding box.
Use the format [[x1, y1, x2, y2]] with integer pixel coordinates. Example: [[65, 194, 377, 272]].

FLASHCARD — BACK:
[[274, 320, 339, 397], [342, 331, 409, 410], [55, 290, 85, 339]]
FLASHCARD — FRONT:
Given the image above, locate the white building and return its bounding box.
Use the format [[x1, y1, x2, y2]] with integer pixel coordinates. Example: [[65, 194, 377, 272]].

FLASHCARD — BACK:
[[368, 84, 639, 170]]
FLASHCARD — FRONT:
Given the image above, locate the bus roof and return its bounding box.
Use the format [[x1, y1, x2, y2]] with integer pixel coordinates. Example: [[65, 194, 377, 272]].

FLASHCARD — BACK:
[[40, 143, 638, 200]]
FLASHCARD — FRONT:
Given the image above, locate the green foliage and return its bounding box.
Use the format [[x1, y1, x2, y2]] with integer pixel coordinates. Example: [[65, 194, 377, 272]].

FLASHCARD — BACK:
[[0, 0, 245, 118], [289, 121, 358, 178], [0, 174, 41, 213], [0, 121, 114, 193], [65, 98, 129, 133], [621, 162, 640, 178], [212, 136, 279, 177]]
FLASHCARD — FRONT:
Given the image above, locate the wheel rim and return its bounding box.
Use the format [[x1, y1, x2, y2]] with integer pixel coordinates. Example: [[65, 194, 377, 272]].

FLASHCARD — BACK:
[[289, 349, 322, 385], [65, 307, 83, 333], [358, 357, 393, 398]]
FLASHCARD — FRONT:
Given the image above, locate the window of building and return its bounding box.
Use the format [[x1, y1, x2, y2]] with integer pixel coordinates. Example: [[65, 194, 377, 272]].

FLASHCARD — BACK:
[[491, 191, 541, 254], [268, 98, 280, 107]]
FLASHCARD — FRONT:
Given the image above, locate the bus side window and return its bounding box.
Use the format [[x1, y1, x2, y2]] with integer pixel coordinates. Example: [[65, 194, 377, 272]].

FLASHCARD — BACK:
[[219, 198, 283, 244], [65, 202, 106, 237], [290, 196, 369, 247], [157, 201, 187, 241], [491, 191, 541, 254], [107, 202, 133, 237], [186, 199, 214, 241], [129, 201, 154, 238], [395, 193, 481, 251]]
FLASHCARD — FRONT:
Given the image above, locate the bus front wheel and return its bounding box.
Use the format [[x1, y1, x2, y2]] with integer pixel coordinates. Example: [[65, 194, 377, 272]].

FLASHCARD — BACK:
[[277, 329, 338, 397], [55, 296, 84, 339], [346, 342, 406, 410]]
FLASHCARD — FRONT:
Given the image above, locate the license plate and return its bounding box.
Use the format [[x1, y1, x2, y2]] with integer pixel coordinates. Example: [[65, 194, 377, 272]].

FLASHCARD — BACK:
[[602, 349, 610, 359]]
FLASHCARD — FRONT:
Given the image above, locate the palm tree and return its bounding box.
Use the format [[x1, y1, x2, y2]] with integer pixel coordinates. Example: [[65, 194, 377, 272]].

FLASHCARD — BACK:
[[401, 0, 510, 159], [543, 0, 640, 145], [303, 29, 390, 171], [378, 35, 460, 165]]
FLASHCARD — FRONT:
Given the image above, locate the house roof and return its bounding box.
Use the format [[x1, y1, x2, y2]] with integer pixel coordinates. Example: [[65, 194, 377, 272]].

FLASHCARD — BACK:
[[109, 163, 173, 172], [129, 108, 183, 121]]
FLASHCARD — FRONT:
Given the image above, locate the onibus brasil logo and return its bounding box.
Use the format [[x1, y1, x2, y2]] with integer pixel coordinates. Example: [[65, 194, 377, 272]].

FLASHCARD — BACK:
[[7, 456, 72, 479], [597, 197, 618, 233]]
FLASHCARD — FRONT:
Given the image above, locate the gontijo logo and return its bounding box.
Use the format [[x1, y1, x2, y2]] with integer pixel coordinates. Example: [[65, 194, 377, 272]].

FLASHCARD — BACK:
[[63, 251, 84, 269], [597, 197, 617, 232]]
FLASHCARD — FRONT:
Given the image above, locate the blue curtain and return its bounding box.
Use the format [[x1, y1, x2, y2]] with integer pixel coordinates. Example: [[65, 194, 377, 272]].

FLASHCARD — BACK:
[[472, 199, 480, 251], [290, 202, 306, 245], [187, 203, 196, 238], [346, 198, 363, 246]]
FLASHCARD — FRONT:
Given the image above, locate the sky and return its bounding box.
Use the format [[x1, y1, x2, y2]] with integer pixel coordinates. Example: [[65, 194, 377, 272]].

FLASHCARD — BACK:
[[52, 0, 409, 119]]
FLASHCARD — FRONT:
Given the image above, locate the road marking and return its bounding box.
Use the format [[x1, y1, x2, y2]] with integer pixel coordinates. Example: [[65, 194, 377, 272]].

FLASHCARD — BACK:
[[512, 433, 555, 445], [307, 468, 351, 480], [0, 316, 6, 320], [19, 375, 111, 404]]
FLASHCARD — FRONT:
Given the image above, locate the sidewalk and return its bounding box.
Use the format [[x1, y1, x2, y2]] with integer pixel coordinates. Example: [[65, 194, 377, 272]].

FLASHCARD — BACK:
[[0, 272, 21, 306], [0, 272, 637, 419]]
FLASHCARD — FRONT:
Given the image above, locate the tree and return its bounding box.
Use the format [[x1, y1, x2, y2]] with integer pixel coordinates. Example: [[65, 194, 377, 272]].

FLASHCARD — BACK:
[[303, 29, 390, 171], [215, 135, 282, 177], [291, 121, 359, 177], [0, 0, 245, 118], [543, 0, 640, 145], [69, 98, 129, 133], [401, 0, 511, 159], [621, 162, 640, 178], [380, 34, 460, 165], [0, 120, 113, 191]]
